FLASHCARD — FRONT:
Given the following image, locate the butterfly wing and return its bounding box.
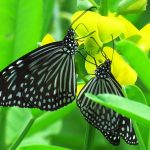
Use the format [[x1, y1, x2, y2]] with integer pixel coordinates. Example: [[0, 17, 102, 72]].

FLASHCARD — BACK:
[[77, 77, 121, 135], [102, 130, 120, 145], [119, 116, 138, 145], [0, 42, 76, 110], [109, 75, 138, 145]]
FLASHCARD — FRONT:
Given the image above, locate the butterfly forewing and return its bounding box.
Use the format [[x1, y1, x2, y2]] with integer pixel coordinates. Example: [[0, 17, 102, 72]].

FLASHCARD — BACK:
[[24, 48, 76, 110], [0, 28, 77, 110]]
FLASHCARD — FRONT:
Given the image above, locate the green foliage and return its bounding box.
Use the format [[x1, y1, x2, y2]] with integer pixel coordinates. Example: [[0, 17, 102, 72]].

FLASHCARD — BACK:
[[19, 145, 70, 150], [86, 84, 150, 150], [117, 40, 150, 91], [0, 0, 150, 150], [86, 93, 150, 126]]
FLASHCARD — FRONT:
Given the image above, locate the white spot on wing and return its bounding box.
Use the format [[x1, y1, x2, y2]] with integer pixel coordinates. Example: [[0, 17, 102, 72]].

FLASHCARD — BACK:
[[16, 60, 23, 64], [8, 66, 14, 70]]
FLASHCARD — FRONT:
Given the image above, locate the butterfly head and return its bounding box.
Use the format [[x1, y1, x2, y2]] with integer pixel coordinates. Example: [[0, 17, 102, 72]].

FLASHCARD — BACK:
[[63, 28, 78, 55], [95, 59, 112, 79]]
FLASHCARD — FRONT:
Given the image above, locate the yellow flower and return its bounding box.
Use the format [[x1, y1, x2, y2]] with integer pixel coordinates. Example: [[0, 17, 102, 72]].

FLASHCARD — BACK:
[[77, 84, 85, 95], [117, 15, 140, 38], [85, 47, 137, 85], [72, 11, 138, 85], [41, 34, 55, 45], [118, 16, 150, 52], [138, 24, 150, 52], [72, 11, 124, 54], [72, 10, 150, 53]]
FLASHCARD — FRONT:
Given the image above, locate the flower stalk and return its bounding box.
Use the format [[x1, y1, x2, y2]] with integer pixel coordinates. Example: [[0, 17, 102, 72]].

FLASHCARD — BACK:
[[83, 123, 96, 150], [0, 108, 8, 150], [9, 117, 36, 150]]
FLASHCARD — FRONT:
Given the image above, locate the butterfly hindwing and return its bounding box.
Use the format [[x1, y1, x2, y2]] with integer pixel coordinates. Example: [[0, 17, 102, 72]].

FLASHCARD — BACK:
[[119, 116, 138, 145], [102, 130, 120, 145]]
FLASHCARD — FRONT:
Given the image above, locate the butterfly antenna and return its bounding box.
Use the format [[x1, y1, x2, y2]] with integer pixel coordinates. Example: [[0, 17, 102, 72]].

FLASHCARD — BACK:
[[85, 51, 98, 67], [77, 49, 96, 66], [76, 30, 95, 41], [90, 37, 108, 60], [74, 23, 89, 32], [111, 34, 115, 62], [70, 6, 97, 28]]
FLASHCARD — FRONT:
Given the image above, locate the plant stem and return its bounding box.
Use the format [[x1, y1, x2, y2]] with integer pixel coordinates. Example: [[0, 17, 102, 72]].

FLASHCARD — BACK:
[[83, 123, 96, 150], [133, 121, 146, 150], [148, 129, 150, 150], [9, 117, 35, 150], [100, 0, 109, 16], [0, 108, 8, 150]]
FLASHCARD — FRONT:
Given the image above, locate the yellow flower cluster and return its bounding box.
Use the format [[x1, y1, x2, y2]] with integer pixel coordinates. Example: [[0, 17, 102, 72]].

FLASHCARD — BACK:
[[71, 11, 150, 86], [41, 9, 150, 87]]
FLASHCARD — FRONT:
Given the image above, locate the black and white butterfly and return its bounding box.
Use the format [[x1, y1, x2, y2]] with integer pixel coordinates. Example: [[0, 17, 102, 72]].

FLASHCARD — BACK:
[[0, 7, 95, 111], [77, 58, 138, 145], [0, 28, 78, 111]]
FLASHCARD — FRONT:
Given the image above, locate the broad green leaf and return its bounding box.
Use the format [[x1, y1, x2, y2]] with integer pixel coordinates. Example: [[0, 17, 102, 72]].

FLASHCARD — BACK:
[[117, 40, 150, 91], [77, 0, 93, 10], [0, 108, 8, 149], [6, 108, 31, 145], [0, 0, 43, 70], [42, 0, 55, 37], [19, 144, 69, 150], [86, 93, 150, 126], [123, 85, 147, 104], [124, 85, 148, 150], [0, 0, 18, 69], [27, 102, 76, 136], [13, 0, 43, 59], [18, 121, 62, 147], [117, 0, 147, 14]]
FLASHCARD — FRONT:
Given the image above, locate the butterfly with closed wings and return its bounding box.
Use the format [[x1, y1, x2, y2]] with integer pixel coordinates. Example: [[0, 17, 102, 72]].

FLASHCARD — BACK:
[[77, 51, 138, 145]]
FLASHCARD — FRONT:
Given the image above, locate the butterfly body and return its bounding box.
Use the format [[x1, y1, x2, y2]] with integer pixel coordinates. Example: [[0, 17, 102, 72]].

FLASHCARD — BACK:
[[77, 59, 138, 145], [0, 28, 78, 111]]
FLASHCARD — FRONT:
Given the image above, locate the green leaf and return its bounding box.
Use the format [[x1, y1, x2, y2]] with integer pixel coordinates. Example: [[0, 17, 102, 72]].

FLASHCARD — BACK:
[[117, 40, 150, 91], [6, 108, 31, 146], [123, 85, 147, 104], [27, 102, 76, 136], [117, 0, 147, 14], [9, 117, 35, 150], [0, 0, 18, 69], [123, 85, 148, 150], [19, 144, 69, 150], [13, 0, 43, 59], [0, 108, 8, 150], [42, 0, 55, 37], [85, 93, 150, 126], [77, 0, 93, 10], [0, 0, 43, 69]]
